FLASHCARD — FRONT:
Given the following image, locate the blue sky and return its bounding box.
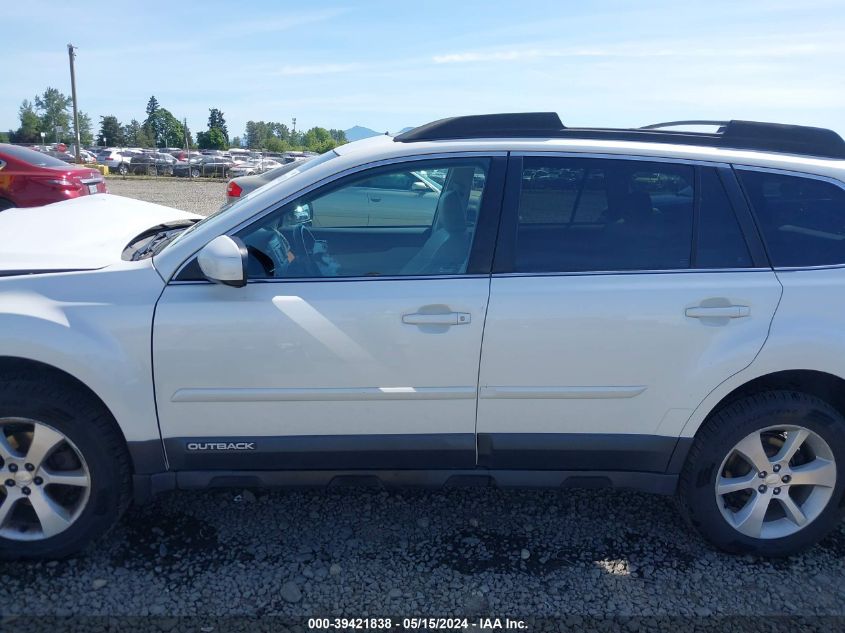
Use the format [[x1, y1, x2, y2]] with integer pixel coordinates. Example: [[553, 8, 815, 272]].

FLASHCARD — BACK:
[[3, 0, 845, 141]]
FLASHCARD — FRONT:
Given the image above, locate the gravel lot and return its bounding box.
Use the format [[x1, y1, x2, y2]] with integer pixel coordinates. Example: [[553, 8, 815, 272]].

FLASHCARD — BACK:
[[5, 177, 843, 629], [2, 487, 844, 625], [106, 176, 226, 216]]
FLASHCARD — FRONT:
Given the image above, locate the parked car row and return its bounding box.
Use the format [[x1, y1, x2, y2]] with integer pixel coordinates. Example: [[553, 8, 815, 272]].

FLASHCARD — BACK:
[[94, 147, 315, 178]]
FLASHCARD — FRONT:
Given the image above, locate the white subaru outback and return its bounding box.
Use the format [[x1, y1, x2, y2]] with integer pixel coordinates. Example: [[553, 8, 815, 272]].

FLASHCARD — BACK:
[[1, 113, 844, 559]]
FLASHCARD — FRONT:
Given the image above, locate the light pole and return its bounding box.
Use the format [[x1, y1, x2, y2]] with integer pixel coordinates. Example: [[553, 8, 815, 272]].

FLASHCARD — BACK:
[[67, 44, 82, 163]]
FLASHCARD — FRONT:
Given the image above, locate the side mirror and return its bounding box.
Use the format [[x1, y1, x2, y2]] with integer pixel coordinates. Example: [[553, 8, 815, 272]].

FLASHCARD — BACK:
[[411, 181, 429, 193], [197, 235, 248, 288]]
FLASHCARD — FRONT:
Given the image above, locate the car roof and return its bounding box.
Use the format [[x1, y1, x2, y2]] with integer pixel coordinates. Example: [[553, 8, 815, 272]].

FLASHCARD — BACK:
[[333, 121, 845, 181]]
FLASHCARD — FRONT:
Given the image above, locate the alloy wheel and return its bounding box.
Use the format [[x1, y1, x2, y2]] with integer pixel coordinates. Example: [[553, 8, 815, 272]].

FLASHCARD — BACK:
[[0, 418, 91, 541], [716, 424, 837, 539]]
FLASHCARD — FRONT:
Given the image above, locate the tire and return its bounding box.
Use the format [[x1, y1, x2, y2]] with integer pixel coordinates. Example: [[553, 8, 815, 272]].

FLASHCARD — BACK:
[[679, 390, 845, 556], [117, 163, 128, 176], [0, 370, 132, 560], [191, 167, 200, 178], [0, 199, 14, 212]]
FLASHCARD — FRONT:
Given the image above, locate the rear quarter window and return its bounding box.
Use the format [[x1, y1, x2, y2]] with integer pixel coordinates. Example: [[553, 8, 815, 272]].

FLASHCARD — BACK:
[[738, 169, 845, 267]]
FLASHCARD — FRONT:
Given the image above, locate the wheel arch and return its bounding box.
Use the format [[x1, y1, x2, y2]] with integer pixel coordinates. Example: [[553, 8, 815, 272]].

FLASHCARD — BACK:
[[671, 369, 845, 471], [0, 356, 163, 476]]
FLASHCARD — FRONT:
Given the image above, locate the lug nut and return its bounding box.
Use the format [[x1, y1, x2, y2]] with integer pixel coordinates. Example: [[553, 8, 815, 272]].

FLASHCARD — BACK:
[[773, 487, 781, 495], [758, 484, 768, 493], [773, 464, 781, 473], [8, 464, 17, 473], [24, 463, 34, 472], [758, 471, 767, 479], [33, 476, 43, 486], [21, 487, 30, 496], [782, 475, 792, 484], [4, 479, 14, 487]]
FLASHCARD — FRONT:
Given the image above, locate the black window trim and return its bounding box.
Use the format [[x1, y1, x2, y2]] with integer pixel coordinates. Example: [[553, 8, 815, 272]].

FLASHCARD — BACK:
[[734, 164, 845, 271], [173, 152, 508, 283], [716, 166, 770, 268], [493, 151, 774, 277]]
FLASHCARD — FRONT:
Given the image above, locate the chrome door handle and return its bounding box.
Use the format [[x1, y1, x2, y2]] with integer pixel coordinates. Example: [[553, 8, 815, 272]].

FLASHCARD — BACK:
[[685, 305, 750, 319], [402, 312, 471, 326]]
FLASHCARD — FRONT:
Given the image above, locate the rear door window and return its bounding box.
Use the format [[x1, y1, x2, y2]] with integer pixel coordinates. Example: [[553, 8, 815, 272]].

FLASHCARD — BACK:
[[515, 156, 694, 272], [738, 169, 845, 267]]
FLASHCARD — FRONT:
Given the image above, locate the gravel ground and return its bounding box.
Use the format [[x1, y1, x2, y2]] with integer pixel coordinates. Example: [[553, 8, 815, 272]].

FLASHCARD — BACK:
[[106, 176, 226, 216], [6, 177, 843, 629], [2, 487, 844, 624]]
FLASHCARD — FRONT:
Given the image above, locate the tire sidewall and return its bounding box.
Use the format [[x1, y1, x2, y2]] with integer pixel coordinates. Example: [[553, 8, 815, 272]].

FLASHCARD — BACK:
[[0, 386, 124, 559], [685, 393, 845, 556]]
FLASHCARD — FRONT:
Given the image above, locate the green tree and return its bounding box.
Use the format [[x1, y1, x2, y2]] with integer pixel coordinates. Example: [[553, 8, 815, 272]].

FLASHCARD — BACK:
[[34, 87, 72, 142], [12, 99, 42, 143], [197, 127, 226, 150], [231, 136, 241, 148], [207, 108, 228, 144], [143, 107, 185, 147], [0, 132, 9, 143], [146, 96, 160, 116], [123, 119, 153, 147], [98, 115, 125, 147], [302, 127, 338, 153], [78, 112, 94, 146], [264, 136, 290, 152]]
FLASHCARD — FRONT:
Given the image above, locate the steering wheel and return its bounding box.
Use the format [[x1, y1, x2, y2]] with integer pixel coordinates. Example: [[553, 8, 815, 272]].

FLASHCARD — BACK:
[[290, 223, 320, 276]]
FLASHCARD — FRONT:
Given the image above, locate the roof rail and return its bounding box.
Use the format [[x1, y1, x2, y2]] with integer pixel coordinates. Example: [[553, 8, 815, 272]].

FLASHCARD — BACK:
[[394, 113, 845, 159], [393, 112, 564, 142], [640, 120, 728, 130]]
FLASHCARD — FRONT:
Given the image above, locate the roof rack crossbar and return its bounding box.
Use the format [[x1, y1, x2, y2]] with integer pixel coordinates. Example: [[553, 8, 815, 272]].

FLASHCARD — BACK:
[[394, 113, 845, 159]]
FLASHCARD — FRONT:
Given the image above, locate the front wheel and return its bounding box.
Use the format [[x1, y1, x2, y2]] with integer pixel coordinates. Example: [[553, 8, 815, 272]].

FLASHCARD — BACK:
[[0, 374, 132, 559], [117, 163, 128, 176], [679, 390, 845, 556]]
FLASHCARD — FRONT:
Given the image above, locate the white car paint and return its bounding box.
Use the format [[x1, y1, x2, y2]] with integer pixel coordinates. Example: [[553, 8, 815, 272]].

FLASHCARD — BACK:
[[477, 272, 782, 440], [153, 278, 489, 444], [1, 128, 844, 482], [0, 194, 200, 272]]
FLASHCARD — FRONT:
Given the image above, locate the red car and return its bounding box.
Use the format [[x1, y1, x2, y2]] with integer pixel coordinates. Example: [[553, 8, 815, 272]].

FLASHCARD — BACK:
[[0, 143, 107, 210]]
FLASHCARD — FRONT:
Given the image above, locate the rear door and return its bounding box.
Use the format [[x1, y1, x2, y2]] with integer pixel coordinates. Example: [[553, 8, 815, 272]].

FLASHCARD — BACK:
[[476, 154, 781, 472]]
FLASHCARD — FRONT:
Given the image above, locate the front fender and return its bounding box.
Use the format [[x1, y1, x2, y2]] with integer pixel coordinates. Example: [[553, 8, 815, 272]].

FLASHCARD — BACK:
[[0, 264, 165, 463]]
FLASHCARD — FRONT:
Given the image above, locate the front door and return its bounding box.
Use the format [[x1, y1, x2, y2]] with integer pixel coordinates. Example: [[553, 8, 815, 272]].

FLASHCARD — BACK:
[[477, 155, 781, 471], [153, 155, 503, 471]]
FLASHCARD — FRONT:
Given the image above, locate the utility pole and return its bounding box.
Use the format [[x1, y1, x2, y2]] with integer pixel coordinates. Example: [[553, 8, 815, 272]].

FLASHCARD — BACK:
[[67, 44, 82, 163], [184, 118, 192, 180]]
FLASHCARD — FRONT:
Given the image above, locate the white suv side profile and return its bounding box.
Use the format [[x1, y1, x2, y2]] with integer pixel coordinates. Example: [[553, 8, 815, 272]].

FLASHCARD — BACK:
[[1, 113, 845, 559]]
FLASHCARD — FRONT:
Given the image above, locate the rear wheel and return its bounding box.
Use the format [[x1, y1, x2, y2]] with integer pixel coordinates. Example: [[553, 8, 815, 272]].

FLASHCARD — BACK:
[[0, 374, 131, 559], [190, 167, 200, 178], [679, 391, 845, 556]]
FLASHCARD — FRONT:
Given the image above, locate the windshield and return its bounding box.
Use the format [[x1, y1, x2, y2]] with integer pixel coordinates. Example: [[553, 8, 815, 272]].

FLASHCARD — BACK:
[[0, 144, 71, 168], [159, 149, 339, 252]]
